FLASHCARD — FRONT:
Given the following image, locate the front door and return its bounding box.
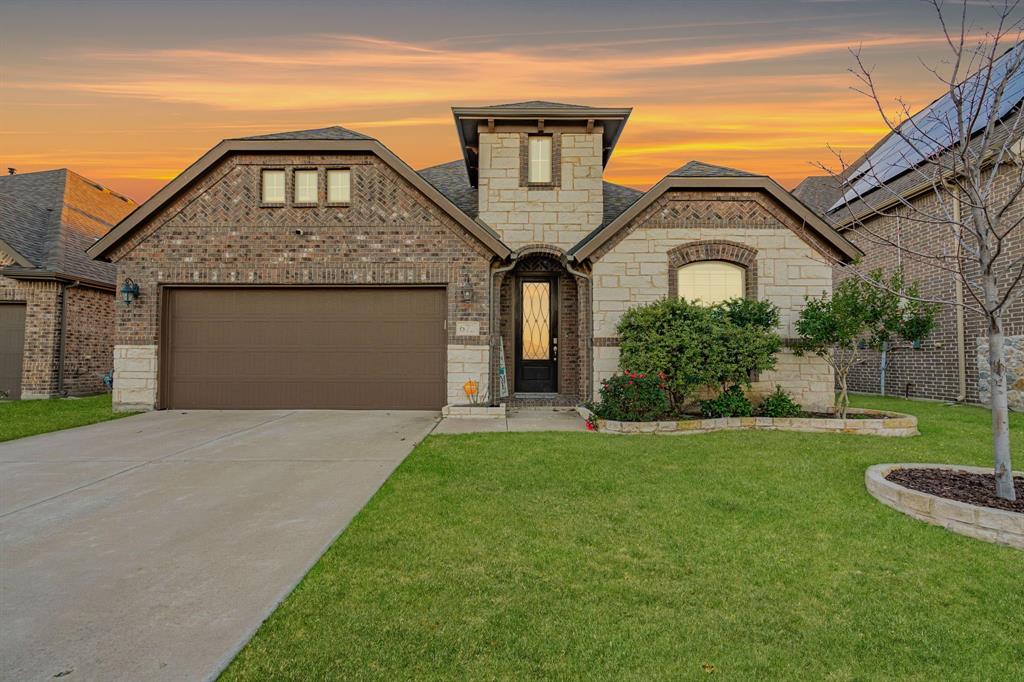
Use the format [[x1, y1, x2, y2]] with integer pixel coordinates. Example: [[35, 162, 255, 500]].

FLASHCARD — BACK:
[[515, 277, 558, 393]]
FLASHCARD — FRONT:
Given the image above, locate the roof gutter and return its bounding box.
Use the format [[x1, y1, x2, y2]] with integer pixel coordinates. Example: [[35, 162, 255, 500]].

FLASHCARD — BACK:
[[0, 267, 115, 292]]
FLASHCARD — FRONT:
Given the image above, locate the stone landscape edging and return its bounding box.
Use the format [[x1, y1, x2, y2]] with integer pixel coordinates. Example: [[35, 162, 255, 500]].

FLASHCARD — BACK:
[[576, 406, 918, 436], [865, 463, 1023, 550]]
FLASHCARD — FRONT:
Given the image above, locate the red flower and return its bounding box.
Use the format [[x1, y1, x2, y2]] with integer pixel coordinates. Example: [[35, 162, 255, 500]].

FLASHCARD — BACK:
[[585, 420, 595, 431], [629, 372, 637, 379], [628, 380, 634, 385], [639, 373, 646, 378]]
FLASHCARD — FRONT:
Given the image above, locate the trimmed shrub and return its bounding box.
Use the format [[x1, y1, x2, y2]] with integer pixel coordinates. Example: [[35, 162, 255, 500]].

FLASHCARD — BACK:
[[592, 372, 669, 422], [757, 385, 802, 418], [618, 297, 781, 410], [700, 385, 754, 418]]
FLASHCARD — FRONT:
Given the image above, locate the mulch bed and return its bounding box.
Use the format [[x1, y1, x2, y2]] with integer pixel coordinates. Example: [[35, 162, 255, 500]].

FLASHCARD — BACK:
[[885, 468, 1024, 513]]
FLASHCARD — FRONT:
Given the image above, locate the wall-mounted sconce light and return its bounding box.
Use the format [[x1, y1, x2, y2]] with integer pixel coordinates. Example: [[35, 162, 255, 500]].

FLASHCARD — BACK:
[[120, 278, 140, 305], [460, 274, 474, 303]]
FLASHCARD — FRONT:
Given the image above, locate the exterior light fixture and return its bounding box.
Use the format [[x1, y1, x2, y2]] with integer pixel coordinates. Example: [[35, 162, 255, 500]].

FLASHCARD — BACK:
[[460, 274, 474, 302], [120, 278, 140, 305]]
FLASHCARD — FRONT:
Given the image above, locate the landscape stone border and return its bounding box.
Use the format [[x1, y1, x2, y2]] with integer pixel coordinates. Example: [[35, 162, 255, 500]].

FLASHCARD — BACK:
[[576, 406, 918, 436], [866, 463, 1023, 550]]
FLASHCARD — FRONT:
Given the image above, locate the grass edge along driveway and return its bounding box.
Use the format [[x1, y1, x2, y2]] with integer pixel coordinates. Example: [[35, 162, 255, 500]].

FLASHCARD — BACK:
[[222, 395, 1022, 680], [0, 394, 132, 443]]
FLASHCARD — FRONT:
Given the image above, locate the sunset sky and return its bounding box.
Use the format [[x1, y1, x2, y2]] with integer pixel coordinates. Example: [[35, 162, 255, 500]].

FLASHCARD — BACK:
[[1, 0, 1009, 201]]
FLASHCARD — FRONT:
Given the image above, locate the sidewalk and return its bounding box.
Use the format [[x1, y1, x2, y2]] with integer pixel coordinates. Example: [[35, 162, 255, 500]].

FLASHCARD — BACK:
[[433, 407, 588, 434]]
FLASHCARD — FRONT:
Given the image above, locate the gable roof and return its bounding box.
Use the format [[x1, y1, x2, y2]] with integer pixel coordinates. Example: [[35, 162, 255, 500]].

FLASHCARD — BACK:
[[0, 169, 135, 287], [570, 161, 862, 263], [235, 125, 372, 141], [669, 160, 760, 178], [88, 136, 512, 261]]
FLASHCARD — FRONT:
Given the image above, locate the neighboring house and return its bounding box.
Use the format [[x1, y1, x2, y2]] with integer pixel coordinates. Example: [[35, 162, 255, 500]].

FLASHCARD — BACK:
[[0, 169, 136, 399], [87, 101, 859, 412], [795, 84, 1024, 411]]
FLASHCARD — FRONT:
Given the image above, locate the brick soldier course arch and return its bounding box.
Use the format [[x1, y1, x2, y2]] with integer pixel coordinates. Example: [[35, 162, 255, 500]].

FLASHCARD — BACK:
[[667, 240, 758, 300]]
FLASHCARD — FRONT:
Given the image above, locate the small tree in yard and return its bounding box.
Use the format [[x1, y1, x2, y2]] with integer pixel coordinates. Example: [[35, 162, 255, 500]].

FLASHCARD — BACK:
[[618, 298, 781, 411], [794, 270, 937, 419], [819, 1, 1024, 499]]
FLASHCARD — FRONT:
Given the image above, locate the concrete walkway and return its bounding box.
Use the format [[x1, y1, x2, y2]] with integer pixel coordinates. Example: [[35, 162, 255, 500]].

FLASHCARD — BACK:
[[0, 409, 437, 682], [433, 407, 588, 434]]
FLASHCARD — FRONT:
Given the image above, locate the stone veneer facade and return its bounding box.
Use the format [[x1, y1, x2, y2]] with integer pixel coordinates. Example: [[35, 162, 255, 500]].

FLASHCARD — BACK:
[[107, 151, 495, 410], [477, 128, 604, 250], [588, 189, 837, 411]]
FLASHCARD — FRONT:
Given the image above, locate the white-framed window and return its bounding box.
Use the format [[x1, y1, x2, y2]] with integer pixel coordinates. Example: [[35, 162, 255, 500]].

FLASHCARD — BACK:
[[261, 169, 286, 204], [293, 169, 318, 204], [528, 135, 552, 183], [677, 261, 745, 305], [327, 169, 351, 204]]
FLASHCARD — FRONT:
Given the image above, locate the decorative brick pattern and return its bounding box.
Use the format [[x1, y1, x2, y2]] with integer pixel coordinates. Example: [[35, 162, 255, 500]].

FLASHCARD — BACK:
[[478, 128, 604, 249], [588, 188, 835, 410], [107, 151, 496, 410], [666, 240, 758, 299], [518, 133, 562, 189]]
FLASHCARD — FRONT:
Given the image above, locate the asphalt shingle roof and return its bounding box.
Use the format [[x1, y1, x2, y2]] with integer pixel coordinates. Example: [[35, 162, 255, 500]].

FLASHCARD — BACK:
[[236, 125, 373, 141], [668, 160, 761, 178], [481, 101, 600, 110], [791, 175, 844, 220], [0, 169, 135, 285], [417, 159, 644, 250]]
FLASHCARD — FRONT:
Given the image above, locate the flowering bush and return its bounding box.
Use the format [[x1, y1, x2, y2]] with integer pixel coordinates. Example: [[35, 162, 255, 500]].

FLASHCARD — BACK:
[[591, 371, 668, 422]]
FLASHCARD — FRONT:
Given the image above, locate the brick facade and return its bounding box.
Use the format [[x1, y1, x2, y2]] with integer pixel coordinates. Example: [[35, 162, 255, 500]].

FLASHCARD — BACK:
[[107, 151, 497, 409], [0, 259, 113, 398], [836, 179, 1024, 409]]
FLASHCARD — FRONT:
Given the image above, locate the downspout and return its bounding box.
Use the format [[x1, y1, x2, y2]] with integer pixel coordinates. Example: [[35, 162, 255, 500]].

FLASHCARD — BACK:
[[488, 257, 517, 406], [953, 192, 967, 403], [565, 257, 593, 404], [57, 280, 81, 396]]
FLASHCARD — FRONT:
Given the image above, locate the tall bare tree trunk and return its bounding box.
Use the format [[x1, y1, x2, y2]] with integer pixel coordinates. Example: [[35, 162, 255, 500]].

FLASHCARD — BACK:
[[987, 319, 1016, 500]]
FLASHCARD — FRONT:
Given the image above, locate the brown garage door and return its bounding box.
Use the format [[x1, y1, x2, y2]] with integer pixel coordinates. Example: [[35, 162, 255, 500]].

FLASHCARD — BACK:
[[163, 287, 446, 410], [0, 303, 26, 399]]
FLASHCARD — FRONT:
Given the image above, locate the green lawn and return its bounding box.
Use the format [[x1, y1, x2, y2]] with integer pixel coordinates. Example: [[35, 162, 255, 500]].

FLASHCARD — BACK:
[[0, 394, 132, 442], [222, 396, 1023, 681]]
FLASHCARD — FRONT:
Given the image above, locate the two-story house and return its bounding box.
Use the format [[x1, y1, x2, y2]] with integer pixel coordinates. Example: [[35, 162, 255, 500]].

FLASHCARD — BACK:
[[87, 101, 859, 412]]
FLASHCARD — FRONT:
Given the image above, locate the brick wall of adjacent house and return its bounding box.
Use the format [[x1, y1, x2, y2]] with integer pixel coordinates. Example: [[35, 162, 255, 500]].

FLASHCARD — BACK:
[[1, 259, 114, 398], [61, 286, 115, 395], [588, 189, 839, 411], [477, 127, 604, 250], [106, 152, 496, 410], [836, 176, 1024, 409]]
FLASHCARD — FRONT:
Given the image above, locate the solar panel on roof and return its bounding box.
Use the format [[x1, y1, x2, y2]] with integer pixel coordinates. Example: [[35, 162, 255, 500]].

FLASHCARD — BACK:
[[831, 45, 1024, 211]]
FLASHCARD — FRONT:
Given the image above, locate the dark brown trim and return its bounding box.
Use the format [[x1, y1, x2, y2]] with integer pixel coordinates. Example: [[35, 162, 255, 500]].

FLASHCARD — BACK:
[[88, 139, 512, 261], [0, 268, 115, 292], [570, 176, 862, 263], [667, 240, 758, 300], [0, 238, 33, 268]]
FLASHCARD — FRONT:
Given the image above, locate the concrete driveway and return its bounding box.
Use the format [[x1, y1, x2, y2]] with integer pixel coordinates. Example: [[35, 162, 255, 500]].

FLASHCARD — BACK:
[[0, 409, 438, 682]]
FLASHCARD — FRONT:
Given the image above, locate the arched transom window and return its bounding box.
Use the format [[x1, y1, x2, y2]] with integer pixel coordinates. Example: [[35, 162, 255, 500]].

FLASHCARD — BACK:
[[677, 260, 745, 305]]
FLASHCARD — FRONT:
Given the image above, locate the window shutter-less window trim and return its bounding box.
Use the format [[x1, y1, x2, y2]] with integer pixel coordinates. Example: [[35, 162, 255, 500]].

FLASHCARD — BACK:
[[677, 261, 745, 305], [528, 136, 552, 183], [294, 169, 318, 204], [327, 169, 351, 203], [261, 169, 285, 204]]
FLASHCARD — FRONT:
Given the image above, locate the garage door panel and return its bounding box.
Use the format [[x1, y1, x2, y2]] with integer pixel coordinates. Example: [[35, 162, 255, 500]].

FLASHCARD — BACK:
[[164, 288, 447, 409], [0, 303, 26, 399]]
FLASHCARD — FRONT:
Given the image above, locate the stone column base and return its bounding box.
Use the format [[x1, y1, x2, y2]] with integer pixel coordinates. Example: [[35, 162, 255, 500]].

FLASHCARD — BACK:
[[113, 345, 158, 411]]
